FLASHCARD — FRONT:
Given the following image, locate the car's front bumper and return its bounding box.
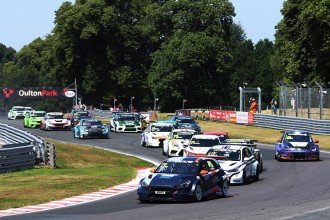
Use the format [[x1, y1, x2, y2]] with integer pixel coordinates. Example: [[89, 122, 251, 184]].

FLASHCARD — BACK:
[[116, 125, 142, 132], [137, 186, 196, 202], [277, 150, 319, 160]]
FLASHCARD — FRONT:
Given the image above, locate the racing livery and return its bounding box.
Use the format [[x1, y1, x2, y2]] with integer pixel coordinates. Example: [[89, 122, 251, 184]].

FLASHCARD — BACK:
[[40, 112, 71, 131], [162, 129, 197, 157], [73, 118, 109, 139], [137, 157, 229, 202], [71, 111, 93, 127], [23, 111, 46, 128], [110, 113, 142, 132], [141, 122, 174, 148], [205, 145, 260, 184], [275, 130, 320, 161], [8, 106, 26, 119], [170, 115, 202, 133], [183, 134, 222, 157]]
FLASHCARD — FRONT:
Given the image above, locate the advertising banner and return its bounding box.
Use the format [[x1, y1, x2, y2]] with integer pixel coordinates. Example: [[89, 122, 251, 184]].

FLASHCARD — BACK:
[[0, 87, 75, 99]]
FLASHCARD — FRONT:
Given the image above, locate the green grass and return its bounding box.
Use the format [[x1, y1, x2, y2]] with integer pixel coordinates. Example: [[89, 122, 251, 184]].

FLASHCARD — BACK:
[[0, 141, 153, 210]]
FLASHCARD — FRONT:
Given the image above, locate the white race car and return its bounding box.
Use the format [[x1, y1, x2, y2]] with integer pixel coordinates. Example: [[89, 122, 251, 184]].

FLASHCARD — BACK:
[[110, 113, 142, 132], [141, 122, 174, 148], [205, 144, 260, 184], [162, 129, 197, 157], [183, 134, 222, 157], [8, 106, 26, 119], [40, 112, 71, 131]]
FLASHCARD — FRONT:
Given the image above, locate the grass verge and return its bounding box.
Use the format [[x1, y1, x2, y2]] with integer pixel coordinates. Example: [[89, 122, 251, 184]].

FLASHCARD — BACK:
[[0, 141, 153, 210]]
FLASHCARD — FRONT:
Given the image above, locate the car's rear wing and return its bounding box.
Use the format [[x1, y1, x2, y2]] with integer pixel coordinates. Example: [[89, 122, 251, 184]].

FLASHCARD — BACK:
[[220, 139, 257, 148]]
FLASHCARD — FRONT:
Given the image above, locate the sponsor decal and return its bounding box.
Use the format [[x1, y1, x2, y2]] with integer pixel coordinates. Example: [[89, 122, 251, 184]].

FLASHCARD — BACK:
[[0, 87, 75, 99]]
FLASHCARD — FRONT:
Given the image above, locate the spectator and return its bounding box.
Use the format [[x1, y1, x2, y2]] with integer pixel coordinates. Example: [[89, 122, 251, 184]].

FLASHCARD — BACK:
[[270, 99, 277, 115]]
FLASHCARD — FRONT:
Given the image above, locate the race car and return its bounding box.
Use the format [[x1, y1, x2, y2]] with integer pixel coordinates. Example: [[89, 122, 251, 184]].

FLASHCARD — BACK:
[[23, 110, 46, 128], [40, 112, 71, 131], [110, 113, 142, 132], [205, 145, 260, 184], [221, 139, 263, 173], [141, 122, 174, 148], [162, 129, 197, 157], [203, 131, 229, 142], [8, 106, 26, 119], [71, 111, 93, 127], [275, 130, 320, 161], [183, 134, 222, 157], [170, 115, 202, 133], [137, 157, 229, 202], [73, 118, 109, 139]]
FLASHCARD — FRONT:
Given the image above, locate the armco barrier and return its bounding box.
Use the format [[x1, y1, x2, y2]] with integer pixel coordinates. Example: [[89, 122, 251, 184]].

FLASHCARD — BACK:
[[0, 123, 56, 172], [0, 143, 35, 173], [253, 114, 330, 135]]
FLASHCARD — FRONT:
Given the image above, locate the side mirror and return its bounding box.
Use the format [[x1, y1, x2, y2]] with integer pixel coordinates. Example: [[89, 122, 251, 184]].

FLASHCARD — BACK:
[[103, 123, 106, 126], [150, 168, 156, 173], [200, 170, 208, 175], [243, 157, 250, 162], [314, 140, 319, 143]]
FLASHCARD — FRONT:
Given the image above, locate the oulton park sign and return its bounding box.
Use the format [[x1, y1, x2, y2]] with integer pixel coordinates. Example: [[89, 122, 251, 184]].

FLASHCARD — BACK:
[[1, 87, 75, 99]]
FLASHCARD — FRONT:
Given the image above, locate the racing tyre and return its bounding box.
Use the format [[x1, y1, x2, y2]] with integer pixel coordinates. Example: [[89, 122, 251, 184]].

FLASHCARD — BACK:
[[254, 166, 260, 182], [194, 184, 203, 202], [140, 138, 146, 147], [242, 171, 247, 185], [217, 180, 229, 198]]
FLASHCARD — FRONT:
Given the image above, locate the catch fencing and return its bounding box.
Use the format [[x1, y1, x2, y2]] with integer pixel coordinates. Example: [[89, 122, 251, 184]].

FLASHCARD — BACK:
[[0, 123, 56, 173], [277, 83, 330, 120]]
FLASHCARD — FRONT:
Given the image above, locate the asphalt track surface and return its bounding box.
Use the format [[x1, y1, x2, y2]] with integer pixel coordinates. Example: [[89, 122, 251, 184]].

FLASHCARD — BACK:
[[1, 117, 330, 220]]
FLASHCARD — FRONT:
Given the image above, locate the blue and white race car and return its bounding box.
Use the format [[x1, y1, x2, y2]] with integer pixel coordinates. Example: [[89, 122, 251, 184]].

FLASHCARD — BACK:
[[73, 118, 109, 139], [205, 144, 260, 184], [137, 157, 229, 202], [275, 130, 320, 161], [170, 115, 202, 133]]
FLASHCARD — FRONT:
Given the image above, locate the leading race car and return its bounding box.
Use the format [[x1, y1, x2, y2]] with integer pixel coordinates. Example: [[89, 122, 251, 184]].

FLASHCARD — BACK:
[[141, 122, 174, 148], [275, 130, 320, 161], [73, 118, 109, 139], [205, 145, 260, 184], [110, 113, 142, 132], [137, 157, 229, 202], [183, 134, 222, 157], [8, 106, 26, 120], [23, 110, 46, 128], [162, 129, 197, 157], [40, 112, 71, 131]]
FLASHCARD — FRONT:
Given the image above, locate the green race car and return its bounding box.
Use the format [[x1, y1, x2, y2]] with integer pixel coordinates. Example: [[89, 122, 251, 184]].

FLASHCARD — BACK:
[[23, 111, 46, 128]]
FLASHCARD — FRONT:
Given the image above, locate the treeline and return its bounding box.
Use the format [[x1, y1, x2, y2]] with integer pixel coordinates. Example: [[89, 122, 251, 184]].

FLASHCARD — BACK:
[[0, 0, 328, 112]]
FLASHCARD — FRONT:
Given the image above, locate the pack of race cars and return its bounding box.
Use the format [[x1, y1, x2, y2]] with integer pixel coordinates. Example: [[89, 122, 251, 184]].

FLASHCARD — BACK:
[[7, 106, 321, 202]]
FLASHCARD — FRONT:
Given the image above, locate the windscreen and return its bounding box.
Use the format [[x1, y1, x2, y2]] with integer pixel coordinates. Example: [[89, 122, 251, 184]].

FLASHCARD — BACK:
[[156, 161, 197, 174], [190, 138, 220, 147], [173, 131, 195, 139], [206, 149, 241, 161]]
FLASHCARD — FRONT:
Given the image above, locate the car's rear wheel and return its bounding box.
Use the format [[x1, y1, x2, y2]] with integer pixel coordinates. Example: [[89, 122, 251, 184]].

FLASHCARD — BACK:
[[219, 179, 229, 198], [194, 184, 203, 202], [254, 166, 260, 181], [141, 138, 146, 147]]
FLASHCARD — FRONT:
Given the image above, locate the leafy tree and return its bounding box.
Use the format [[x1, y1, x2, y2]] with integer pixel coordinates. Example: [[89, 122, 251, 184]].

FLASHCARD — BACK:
[[275, 0, 330, 83]]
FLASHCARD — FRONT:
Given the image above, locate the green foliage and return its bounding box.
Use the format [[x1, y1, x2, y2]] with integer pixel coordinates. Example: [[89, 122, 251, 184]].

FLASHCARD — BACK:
[[0, 0, 328, 112], [275, 0, 330, 83]]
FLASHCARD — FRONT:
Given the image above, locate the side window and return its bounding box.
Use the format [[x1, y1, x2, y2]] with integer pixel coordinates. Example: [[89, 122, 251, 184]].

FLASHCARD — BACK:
[[201, 161, 208, 171], [207, 160, 218, 171], [243, 148, 252, 158]]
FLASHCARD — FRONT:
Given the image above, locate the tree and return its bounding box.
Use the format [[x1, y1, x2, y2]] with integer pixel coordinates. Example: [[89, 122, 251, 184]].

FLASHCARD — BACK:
[[275, 0, 330, 83]]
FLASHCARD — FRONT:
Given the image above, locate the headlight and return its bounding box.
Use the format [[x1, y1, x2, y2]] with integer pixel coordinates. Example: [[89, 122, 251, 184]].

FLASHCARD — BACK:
[[177, 180, 191, 188], [228, 168, 239, 173], [140, 179, 149, 187]]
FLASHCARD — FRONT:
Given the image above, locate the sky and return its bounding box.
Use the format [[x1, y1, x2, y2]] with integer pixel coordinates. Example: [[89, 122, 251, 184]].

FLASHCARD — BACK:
[[0, 0, 284, 51]]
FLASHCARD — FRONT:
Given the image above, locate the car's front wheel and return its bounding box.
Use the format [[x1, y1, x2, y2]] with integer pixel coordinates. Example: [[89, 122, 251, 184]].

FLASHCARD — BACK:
[[141, 138, 146, 147], [194, 184, 203, 202]]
